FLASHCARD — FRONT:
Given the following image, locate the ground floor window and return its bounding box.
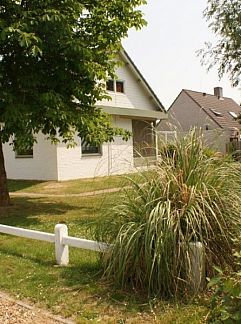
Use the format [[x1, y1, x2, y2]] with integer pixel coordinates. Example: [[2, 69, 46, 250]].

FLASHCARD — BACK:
[[15, 147, 33, 158], [81, 140, 101, 155]]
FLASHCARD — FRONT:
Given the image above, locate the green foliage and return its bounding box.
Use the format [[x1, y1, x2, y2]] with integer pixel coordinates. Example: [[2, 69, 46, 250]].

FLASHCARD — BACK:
[[208, 248, 241, 323], [200, 0, 241, 87], [158, 142, 176, 159], [95, 130, 241, 298], [0, 0, 146, 148]]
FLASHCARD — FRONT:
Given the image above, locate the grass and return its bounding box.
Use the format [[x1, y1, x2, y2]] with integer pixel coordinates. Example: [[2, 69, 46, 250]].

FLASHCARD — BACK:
[[0, 192, 208, 323], [7, 173, 133, 195]]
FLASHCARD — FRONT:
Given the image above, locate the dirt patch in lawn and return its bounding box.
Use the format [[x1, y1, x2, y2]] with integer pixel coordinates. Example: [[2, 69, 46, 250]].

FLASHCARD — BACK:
[[43, 183, 66, 189]]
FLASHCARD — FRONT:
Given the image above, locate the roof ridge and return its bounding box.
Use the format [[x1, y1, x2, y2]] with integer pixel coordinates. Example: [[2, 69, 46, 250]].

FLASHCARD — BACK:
[[183, 88, 236, 101]]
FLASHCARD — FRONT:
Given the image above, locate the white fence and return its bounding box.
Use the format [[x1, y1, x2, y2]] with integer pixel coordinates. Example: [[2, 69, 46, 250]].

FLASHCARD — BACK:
[[157, 129, 231, 154], [0, 224, 109, 266], [0, 223, 205, 292]]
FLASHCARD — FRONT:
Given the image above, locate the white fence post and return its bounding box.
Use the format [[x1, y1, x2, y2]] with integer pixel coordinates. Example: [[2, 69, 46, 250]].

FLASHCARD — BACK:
[[0, 223, 109, 266], [55, 224, 69, 266]]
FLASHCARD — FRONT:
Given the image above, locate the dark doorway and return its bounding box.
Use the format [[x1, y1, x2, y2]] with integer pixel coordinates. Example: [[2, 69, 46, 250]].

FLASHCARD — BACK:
[[132, 120, 156, 159]]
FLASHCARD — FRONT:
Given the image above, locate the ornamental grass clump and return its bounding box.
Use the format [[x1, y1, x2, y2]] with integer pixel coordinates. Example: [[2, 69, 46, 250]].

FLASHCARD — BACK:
[[96, 130, 241, 298]]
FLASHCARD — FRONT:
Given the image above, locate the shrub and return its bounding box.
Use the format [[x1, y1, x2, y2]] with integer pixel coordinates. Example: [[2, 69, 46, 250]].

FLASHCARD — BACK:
[[208, 249, 241, 323], [95, 130, 241, 298]]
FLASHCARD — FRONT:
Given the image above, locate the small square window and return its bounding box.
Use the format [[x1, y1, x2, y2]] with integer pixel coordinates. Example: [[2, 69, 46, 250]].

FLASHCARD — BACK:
[[210, 108, 223, 117], [81, 140, 101, 155], [15, 147, 33, 158], [106, 80, 114, 91], [229, 111, 238, 119], [116, 81, 124, 93]]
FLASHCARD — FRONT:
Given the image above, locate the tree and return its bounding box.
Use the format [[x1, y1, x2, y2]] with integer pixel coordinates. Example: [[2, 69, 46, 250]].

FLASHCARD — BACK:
[[0, 0, 146, 206], [201, 0, 241, 86]]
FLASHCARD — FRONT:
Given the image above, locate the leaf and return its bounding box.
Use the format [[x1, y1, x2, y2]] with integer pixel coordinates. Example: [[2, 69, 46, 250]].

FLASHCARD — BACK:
[[19, 33, 32, 47], [213, 266, 224, 274], [207, 276, 222, 288], [0, 30, 6, 41], [30, 45, 42, 57]]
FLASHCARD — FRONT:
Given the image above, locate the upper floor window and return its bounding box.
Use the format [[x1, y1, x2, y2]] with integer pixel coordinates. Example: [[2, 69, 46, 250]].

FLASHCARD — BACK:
[[106, 80, 114, 92], [116, 81, 124, 93], [106, 79, 124, 93]]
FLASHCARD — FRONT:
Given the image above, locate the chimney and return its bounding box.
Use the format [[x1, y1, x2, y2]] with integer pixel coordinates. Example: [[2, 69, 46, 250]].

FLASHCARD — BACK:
[[214, 87, 223, 99]]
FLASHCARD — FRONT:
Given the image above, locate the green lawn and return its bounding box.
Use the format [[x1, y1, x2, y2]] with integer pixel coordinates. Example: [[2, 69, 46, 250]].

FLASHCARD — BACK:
[[7, 173, 132, 195], [0, 192, 208, 323]]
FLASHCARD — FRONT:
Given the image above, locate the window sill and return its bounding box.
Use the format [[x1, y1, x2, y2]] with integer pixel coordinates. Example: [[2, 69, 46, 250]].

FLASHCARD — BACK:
[[15, 156, 33, 159], [81, 153, 102, 157], [107, 90, 125, 95]]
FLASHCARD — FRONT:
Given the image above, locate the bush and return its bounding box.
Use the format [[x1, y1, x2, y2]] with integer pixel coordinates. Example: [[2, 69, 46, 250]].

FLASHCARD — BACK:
[[208, 249, 241, 323], [95, 130, 241, 298]]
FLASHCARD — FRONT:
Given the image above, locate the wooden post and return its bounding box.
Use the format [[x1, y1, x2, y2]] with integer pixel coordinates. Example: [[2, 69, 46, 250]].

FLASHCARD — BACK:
[[55, 224, 69, 266], [189, 242, 206, 293]]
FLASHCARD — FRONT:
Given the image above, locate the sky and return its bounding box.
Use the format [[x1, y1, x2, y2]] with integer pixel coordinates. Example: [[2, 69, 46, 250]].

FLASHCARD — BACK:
[[123, 0, 241, 110]]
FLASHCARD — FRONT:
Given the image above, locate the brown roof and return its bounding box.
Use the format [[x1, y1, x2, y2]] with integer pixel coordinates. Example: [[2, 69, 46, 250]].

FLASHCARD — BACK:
[[183, 89, 241, 129]]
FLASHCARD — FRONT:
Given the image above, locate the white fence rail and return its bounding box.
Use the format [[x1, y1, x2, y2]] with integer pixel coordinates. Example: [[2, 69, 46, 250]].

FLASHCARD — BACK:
[[0, 223, 205, 292], [0, 223, 109, 266]]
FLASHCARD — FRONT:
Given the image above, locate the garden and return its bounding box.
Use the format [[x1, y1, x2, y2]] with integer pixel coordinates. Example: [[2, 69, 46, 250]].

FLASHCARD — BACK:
[[0, 131, 240, 323]]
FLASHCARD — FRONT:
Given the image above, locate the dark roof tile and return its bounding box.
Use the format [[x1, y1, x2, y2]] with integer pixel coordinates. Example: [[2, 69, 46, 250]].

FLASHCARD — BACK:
[[184, 89, 241, 129]]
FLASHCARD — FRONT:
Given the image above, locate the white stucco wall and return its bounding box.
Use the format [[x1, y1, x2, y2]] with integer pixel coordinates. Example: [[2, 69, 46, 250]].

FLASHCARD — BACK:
[[3, 133, 58, 180], [56, 116, 134, 180], [97, 63, 159, 111]]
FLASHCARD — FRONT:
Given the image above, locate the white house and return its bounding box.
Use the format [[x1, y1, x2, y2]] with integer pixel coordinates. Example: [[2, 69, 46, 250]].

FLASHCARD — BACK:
[[3, 50, 167, 180]]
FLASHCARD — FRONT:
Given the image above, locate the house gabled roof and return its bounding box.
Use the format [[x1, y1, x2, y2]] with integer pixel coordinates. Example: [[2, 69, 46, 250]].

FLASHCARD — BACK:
[[120, 49, 166, 113], [183, 89, 241, 129]]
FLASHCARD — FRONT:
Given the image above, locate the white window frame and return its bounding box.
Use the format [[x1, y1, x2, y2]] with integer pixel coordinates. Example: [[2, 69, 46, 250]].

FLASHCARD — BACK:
[[81, 140, 102, 157], [15, 147, 33, 159], [106, 79, 115, 92], [106, 79, 125, 94], [115, 80, 125, 93], [229, 111, 238, 119], [209, 108, 223, 117]]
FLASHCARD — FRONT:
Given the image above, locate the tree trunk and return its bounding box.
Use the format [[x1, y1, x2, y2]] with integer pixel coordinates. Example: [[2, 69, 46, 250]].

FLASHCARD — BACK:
[[0, 138, 10, 206]]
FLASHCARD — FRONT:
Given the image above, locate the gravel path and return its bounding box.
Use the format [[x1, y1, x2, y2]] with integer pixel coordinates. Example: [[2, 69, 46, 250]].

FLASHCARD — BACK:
[[0, 292, 74, 324]]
